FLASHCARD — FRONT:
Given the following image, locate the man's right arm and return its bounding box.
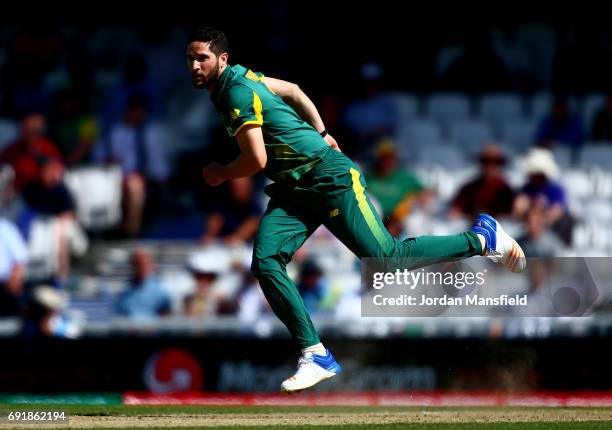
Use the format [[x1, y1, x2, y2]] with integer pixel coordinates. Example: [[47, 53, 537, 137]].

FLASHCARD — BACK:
[[264, 77, 340, 151]]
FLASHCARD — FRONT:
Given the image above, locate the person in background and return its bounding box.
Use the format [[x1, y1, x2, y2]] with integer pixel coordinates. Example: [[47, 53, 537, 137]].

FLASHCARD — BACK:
[[0, 217, 27, 316], [366, 139, 431, 236], [449, 144, 515, 220], [536, 95, 584, 149], [591, 93, 612, 142], [0, 113, 61, 191], [102, 95, 170, 237], [183, 250, 228, 317], [513, 147, 573, 245], [517, 205, 566, 257], [297, 259, 329, 315], [20, 285, 81, 338], [21, 156, 85, 285], [114, 248, 171, 319], [22, 157, 75, 218], [201, 177, 261, 245]]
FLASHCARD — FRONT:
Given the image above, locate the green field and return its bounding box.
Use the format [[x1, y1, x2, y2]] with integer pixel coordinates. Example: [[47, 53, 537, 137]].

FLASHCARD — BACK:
[[0, 405, 611, 429]]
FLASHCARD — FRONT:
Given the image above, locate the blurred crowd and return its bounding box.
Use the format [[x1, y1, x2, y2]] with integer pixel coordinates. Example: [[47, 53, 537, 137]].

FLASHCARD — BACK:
[[2, 22, 612, 334]]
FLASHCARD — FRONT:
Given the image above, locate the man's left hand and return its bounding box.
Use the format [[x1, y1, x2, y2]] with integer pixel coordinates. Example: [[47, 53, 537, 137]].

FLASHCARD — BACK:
[[324, 134, 341, 152]]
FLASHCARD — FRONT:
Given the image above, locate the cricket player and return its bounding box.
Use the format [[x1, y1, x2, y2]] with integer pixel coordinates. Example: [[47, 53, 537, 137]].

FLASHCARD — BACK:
[[187, 27, 525, 392]]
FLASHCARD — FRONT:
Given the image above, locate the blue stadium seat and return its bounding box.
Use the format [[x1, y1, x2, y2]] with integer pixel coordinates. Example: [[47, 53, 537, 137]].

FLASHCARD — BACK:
[[580, 143, 612, 169], [424, 93, 471, 125], [382, 92, 419, 121], [581, 94, 606, 132], [478, 93, 523, 126], [0, 118, 19, 150], [449, 120, 495, 154], [499, 119, 537, 151], [395, 119, 443, 160], [528, 92, 552, 121], [416, 143, 467, 169]]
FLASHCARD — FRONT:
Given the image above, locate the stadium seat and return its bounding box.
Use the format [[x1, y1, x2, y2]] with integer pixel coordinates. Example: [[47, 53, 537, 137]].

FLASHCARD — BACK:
[[0, 117, 18, 151], [528, 92, 552, 121], [560, 169, 594, 199], [552, 146, 572, 169], [383, 92, 419, 120], [478, 93, 523, 126], [26, 216, 88, 281], [449, 120, 495, 155], [592, 169, 612, 198], [415, 142, 467, 170], [572, 222, 610, 252], [499, 119, 537, 151], [583, 198, 612, 223], [580, 143, 612, 169], [424, 93, 471, 126], [581, 93, 606, 132], [395, 119, 443, 161], [64, 166, 123, 230]]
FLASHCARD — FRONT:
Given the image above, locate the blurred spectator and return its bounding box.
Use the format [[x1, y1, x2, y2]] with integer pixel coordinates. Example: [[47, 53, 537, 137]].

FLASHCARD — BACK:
[[99, 95, 170, 237], [21, 157, 84, 284], [183, 250, 228, 317], [22, 157, 75, 217], [342, 63, 396, 156], [449, 144, 515, 220], [20, 285, 81, 338], [366, 139, 430, 236], [114, 248, 171, 319], [0, 217, 27, 317], [591, 93, 612, 141], [201, 177, 262, 245], [536, 95, 584, 149], [0, 113, 61, 191], [237, 270, 270, 323], [99, 54, 162, 133], [517, 206, 566, 257], [0, 28, 60, 117], [49, 88, 99, 167], [297, 259, 329, 315], [513, 147, 573, 245], [0, 164, 26, 222]]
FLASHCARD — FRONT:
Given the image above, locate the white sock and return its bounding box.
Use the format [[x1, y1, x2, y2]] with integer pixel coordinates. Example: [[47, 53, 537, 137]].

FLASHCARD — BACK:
[[477, 233, 486, 255], [302, 342, 326, 355]]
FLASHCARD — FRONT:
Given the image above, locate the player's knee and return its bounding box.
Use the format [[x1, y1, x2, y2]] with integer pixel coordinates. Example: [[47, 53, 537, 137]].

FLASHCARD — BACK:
[[251, 254, 283, 279]]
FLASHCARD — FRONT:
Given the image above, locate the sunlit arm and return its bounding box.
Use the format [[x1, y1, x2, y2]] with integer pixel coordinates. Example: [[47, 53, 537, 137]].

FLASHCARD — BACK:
[[264, 77, 340, 151], [202, 124, 267, 186], [264, 77, 325, 132]]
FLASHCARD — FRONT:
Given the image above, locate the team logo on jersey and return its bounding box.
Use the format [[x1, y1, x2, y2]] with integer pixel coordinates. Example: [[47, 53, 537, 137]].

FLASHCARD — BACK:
[[231, 108, 241, 120], [330, 208, 340, 218]]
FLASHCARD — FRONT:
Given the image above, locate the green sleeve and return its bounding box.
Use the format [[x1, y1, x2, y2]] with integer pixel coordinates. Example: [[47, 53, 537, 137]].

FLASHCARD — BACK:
[[225, 84, 264, 136]]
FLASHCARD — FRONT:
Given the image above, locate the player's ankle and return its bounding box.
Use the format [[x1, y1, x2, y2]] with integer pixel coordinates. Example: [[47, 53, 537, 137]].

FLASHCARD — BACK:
[[476, 234, 486, 255], [302, 342, 326, 356]]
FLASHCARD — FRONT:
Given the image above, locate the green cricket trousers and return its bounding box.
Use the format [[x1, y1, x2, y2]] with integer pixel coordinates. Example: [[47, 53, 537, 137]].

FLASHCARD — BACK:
[[251, 149, 482, 348]]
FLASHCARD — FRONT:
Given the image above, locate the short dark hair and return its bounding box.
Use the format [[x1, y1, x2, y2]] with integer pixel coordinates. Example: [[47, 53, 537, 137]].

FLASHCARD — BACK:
[[187, 27, 229, 56]]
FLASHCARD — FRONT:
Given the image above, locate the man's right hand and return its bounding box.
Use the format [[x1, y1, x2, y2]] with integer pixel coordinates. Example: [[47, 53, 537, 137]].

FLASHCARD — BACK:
[[203, 162, 226, 186]]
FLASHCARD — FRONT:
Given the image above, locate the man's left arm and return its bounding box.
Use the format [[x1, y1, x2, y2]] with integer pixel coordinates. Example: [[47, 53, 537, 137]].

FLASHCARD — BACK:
[[202, 124, 267, 186], [264, 77, 340, 151]]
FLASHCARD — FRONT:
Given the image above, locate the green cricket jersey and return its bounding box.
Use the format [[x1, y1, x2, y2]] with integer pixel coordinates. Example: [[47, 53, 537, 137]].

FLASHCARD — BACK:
[[210, 64, 331, 182]]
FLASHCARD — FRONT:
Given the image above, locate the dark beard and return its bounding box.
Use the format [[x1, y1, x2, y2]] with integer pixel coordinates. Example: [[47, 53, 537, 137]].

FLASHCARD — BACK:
[[193, 62, 220, 90]]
